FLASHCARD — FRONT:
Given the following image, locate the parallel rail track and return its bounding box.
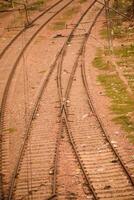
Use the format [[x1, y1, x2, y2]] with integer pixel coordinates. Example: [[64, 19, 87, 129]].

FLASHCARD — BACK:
[[0, 0, 75, 198], [56, 1, 134, 199], [6, 1, 98, 199], [1, 0, 134, 199], [0, 0, 64, 59]]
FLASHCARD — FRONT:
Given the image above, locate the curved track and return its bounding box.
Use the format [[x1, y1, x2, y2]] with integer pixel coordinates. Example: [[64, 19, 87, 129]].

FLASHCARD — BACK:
[[0, 0, 75, 198], [55, 1, 134, 199], [0, 0, 64, 59], [6, 1, 98, 199], [1, 0, 134, 199], [56, 4, 134, 200]]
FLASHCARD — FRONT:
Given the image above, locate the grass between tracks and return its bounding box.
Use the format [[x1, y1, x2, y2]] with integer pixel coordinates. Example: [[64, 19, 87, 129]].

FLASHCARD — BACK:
[[4, 128, 17, 133], [79, 0, 87, 4], [93, 46, 134, 143], [92, 0, 134, 143], [27, 0, 46, 11], [0, 0, 46, 11], [0, 1, 11, 11]]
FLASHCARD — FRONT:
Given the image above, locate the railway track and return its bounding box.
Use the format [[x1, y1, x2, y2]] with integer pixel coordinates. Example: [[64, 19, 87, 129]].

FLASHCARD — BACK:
[[56, 2, 134, 200], [1, 0, 134, 199], [0, 0, 75, 198], [0, 0, 65, 59], [2, 1, 98, 199]]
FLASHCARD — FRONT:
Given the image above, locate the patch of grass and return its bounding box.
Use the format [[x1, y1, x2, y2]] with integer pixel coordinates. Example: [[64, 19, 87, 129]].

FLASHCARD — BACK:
[[79, 0, 87, 4], [52, 21, 66, 30], [127, 134, 134, 143], [39, 70, 46, 73], [98, 74, 134, 141], [113, 115, 134, 132], [114, 44, 134, 57], [4, 128, 17, 133], [93, 56, 110, 70], [51, 6, 80, 30], [100, 0, 134, 40], [0, 2, 11, 11], [100, 28, 108, 39], [63, 6, 80, 20], [28, 0, 45, 11], [100, 25, 129, 39], [93, 49, 114, 70]]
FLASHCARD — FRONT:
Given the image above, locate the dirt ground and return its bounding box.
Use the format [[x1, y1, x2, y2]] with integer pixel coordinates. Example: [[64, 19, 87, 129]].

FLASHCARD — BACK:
[[0, 0, 134, 198]]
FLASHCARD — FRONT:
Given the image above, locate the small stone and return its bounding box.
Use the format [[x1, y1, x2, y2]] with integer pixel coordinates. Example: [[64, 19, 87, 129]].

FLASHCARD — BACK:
[[104, 185, 111, 190], [115, 131, 119, 135], [49, 170, 54, 175], [82, 114, 89, 120], [97, 168, 104, 172], [111, 140, 117, 144], [66, 100, 70, 104]]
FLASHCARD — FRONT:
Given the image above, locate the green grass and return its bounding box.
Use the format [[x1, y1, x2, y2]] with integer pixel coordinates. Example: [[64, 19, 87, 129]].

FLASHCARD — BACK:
[[93, 48, 114, 70], [98, 74, 134, 141], [97, 1, 134, 143], [114, 44, 134, 57], [0, 2, 11, 11], [114, 44, 134, 92], [93, 56, 111, 70]]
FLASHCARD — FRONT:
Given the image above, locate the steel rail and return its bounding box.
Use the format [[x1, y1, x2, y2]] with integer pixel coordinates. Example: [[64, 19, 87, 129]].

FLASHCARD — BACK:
[[57, 0, 134, 197], [57, 0, 98, 103], [63, 105, 97, 199], [0, 0, 65, 59], [5, 1, 97, 199], [56, 5, 104, 200], [52, 0, 99, 198], [64, 6, 104, 100]]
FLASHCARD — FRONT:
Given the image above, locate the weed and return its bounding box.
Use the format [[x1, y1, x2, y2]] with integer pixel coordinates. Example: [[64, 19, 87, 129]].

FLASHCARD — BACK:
[[79, 0, 87, 4], [0, 2, 11, 11], [28, 0, 45, 11], [4, 128, 17, 133], [93, 56, 110, 70], [39, 70, 46, 73], [114, 44, 134, 57], [93, 49, 114, 70], [52, 21, 66, 30], [98, 74, 134, 142]]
